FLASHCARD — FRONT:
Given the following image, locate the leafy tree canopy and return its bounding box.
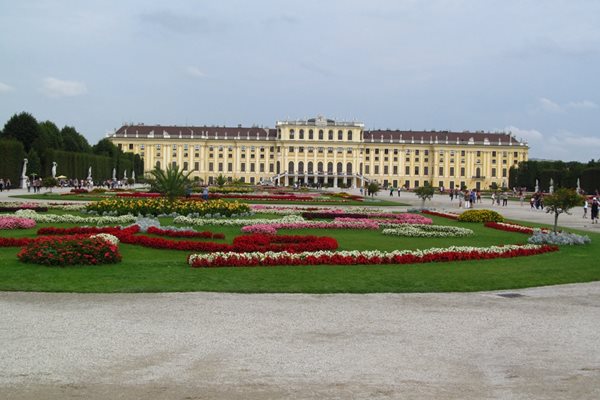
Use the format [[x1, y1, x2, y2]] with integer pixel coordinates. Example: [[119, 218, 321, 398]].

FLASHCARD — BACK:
[[544, 188, 584, 232], [1, 112, 41, 152]]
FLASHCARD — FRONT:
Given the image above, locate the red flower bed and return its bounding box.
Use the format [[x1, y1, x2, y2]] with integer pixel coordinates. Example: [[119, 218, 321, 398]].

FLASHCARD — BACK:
[[204, 193, 344, 202], [421, 210, 459, 220], [17, 236, 121, 266], [146, 226, 224, 239], [189, 245, 559, 268], [484, 222, 533, 234], [69, 188, 89, 194], [0, 237, 34, 247], [37, 225, 140, 236], [116, 192, 162, 198], [33, 224, 335, 252], [118, 233, 338, 253]]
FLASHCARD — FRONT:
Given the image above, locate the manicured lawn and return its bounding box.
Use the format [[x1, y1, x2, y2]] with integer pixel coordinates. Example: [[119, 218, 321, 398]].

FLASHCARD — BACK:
[[0, 213, 598, 293]]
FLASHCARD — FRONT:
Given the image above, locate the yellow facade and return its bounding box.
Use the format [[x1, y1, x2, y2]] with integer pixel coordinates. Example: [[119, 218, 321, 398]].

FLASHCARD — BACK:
[[108, 116, 528, 190]]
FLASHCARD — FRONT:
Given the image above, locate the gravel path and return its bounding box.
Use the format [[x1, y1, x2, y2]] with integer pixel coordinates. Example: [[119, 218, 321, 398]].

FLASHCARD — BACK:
[[1, 284, 600, 399]]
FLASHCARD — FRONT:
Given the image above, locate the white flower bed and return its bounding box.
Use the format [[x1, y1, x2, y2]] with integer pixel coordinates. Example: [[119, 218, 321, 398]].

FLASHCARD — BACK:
[[382, 224, 474, 238], [15, 209, 136, 225], [174, 214, 304, 226], [90, 233, 120, 246]]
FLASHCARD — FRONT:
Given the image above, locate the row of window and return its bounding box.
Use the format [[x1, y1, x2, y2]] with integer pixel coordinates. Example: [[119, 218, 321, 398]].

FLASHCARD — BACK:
[[288, 129, 355, 141]]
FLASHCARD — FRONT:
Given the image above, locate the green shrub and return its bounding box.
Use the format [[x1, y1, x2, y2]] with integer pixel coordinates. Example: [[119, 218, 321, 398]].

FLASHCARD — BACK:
[[458, 209, 504, 223]]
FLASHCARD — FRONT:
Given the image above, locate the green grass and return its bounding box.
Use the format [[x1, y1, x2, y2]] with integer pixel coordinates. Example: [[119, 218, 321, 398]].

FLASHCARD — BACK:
[[0, 214, 598, 293]]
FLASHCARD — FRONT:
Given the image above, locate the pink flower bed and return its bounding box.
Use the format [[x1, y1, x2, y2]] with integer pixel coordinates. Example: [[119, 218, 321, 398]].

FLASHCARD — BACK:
[[0, 216, 36, 230], [241, 220, 380, 235], [421, 210, 460, 220]]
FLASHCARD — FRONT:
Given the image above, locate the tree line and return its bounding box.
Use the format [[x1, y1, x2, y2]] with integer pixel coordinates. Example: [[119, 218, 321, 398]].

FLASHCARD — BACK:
[[509, 159, 600, 194], [0, 112, 143, 184]]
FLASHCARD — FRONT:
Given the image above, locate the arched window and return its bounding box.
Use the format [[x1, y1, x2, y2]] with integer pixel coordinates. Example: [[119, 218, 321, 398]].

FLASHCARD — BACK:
[[155, 161, 161, 169], [308, 129, 313, 140], [308, 161, 313, 173], [346, 162, 352, 174], [360, 163, 363, 174], [289, 129, 295, 139], [327, 162, 333, 173], [183, 161, 188, 171], [317, 162, 323, 173], [288, 161, 294, 173], [299, 129, 304, 140], [318, 130, 324, 140], [328, 130, 334, 140], [337, 162, 343, 173], [298, 161, 304, 173], [347, 130, 353, 141], [476, 167, 481, 177], [338, 130, 343, 140]]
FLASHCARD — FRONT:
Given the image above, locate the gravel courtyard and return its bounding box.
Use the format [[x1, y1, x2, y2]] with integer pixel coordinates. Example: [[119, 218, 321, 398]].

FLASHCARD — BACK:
[[2, 283, 599, 399]]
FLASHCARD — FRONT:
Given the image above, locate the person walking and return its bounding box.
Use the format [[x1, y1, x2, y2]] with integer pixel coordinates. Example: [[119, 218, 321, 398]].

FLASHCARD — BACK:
[[491, 192, 496, 206], [583, 199, 589, 218], [591, 198, 599, 224], [464, 190, 470, 209]]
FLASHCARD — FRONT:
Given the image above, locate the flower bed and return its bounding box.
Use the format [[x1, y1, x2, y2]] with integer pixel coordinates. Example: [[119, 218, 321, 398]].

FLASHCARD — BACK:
[[146, 226, 225, 239], [86, 198, 250, 217], [17, 236, 121, 266], [36, 225, 336, 253], [241, 219, 380, 235], [382, 225, 474, 238], [204, 193, 352, 203], [302, 212, 432, 225], [421, 210, 459, 220], [0, 237, 34, 247], [118, 233, 338, 253], [528, 230, 591, 246], [0, 202, 49, 212], [484, 221, 538, 234], [0, 216, 36, 230], [188, 244, 558, 268], [16, 210, 136, 225], [458, 209, 504, 223], [174, 214, 303, 227]]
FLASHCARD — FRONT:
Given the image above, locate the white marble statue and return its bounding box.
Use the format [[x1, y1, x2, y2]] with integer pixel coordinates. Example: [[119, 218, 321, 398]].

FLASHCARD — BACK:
[[51, 162, 57, 178], [21, 158, 28, 178]]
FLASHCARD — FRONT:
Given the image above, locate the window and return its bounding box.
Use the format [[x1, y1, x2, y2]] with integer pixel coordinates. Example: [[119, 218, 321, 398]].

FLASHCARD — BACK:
[[393, 166, 398, 174], [461, 150, 466, 156], [439, 167, 444, 176], [140, 144, 145, 150], [492, 168, 497, 177], [460, 167, 465, 177], [424, 150, 429, 156], [405, 166, 410, 175], [450, 167, 454, 176], [269, 163, 274, 173], [299, 129, 304, 139], [414, 166, 420, 175], [194, 162, 199, 171], [328, 130, 334, 140], [156, 144, 161, 150], [476, 151, 481, 157], [260, 164, 265, 172], [128, 143, 133, 150], [338, 130, 343, 140], [318, 130, 324, 140], [365, 165, 370, 174], [290, 129, 295, 139], [183, 161, 188, 170], [374, 166, 380, 174], [415, 150, 420, 155], [208, 162, 214, 172], [514, 152, 518, 158], [347, 130, 353, 141], [502, 168, 507, 177], [172, 144, 177, 150], [492, 151, 497, 157], [383, 166, 388, 174], [218, 163, 223, 172], [299, 146, 304, 153], [289, 146, 294, 153], [228, 163, 233, 172], [250, 164, 255, 172], [424, 166, 429, 175], [308, 129, 313, 140], [241, 163, 246, 172]]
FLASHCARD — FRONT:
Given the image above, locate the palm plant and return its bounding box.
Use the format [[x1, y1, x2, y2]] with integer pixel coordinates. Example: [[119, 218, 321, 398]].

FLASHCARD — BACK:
[[147, 164, 193, 202]]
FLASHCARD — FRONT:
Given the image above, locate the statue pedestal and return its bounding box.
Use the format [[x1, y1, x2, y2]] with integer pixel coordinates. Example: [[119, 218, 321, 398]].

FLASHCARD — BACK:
[[20, 177, 27, 189]]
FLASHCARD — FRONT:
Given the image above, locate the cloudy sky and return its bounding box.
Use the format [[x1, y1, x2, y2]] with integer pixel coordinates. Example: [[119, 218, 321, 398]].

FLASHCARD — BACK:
[[1, 0, 599, 161]]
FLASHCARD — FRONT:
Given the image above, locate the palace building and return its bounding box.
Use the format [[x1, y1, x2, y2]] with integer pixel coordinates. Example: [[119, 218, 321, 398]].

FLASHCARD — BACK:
[[108, 116, 528, 190]]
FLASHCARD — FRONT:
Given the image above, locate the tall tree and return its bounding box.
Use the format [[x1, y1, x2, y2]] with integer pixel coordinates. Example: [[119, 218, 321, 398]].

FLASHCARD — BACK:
[[26, 148, 42, 177], [38, 120, 63, 149], [93, 138, 118, 157], [61, 126, 91, 153], [1, 112, 41, 152]]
